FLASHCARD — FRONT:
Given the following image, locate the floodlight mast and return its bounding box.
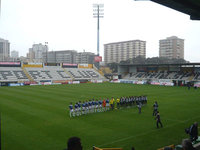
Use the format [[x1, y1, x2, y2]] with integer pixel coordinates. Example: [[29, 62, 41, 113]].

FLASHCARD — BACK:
[[93, 4, 104, 56], [0, 0, 1, 18]]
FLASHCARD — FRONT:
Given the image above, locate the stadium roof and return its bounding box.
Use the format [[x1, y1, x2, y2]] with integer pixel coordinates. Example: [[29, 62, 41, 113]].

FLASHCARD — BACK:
[[119, 63, 200, 67], [151, 0, 200, 20], [136, 0, 200, 20]]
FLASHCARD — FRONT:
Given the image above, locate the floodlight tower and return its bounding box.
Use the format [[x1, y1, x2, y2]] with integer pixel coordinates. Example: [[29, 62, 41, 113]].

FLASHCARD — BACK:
[[0, 0, 1, 18], [0, 0, 1, 17], [93, 4, 104, 56]]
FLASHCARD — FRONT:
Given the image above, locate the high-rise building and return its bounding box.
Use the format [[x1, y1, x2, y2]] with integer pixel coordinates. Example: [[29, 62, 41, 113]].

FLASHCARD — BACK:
[[11, 50, 19, 59], [159, 36, 184, 59], [104, 40, 146, 64], [76, 52, 95, 64], [43, 50, 96, 64], [27, 43, 48, 62], [43, 50, 77, 64], [0, 38, 10, 61], [27, 48, 35, 62]]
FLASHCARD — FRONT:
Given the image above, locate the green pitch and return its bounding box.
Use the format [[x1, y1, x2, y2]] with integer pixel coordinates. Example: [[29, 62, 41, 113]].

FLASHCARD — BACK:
[[0, 83, 200, 150]]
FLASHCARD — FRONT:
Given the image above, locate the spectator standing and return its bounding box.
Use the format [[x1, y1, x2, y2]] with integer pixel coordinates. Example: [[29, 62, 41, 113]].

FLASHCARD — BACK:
[[65, 137, 83, 150], [164, 146, 173, 150], [182, 139, 197, 150], [189, 122, 198, 142]]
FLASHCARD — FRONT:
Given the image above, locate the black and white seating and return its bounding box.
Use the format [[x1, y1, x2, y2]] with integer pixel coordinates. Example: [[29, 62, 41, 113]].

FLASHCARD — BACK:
[[0, 67, 29, 82], [65, 68, 105, 80], [25, 66, 71, 81]]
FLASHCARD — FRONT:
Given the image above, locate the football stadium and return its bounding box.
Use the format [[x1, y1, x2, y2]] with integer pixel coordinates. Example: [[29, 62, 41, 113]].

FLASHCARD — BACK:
[[0, 61, 200, 150], [1, 0, 200, 150]]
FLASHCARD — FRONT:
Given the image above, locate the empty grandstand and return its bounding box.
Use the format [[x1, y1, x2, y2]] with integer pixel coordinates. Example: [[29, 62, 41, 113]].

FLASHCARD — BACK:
[[0, 67, 29, 82], [0, 62, 106, 85], [118, 63, 200, 86], [65, 68, 104, 80], [24, 67, 105, 81], [25, 66, 72, 81], [1, 61, 200, 87]]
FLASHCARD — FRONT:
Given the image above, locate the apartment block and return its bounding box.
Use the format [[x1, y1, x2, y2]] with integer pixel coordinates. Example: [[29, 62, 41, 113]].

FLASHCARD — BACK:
[[104, 40, 146, 64], [159, 36, 184, 59], [0, 38, 10, 61]]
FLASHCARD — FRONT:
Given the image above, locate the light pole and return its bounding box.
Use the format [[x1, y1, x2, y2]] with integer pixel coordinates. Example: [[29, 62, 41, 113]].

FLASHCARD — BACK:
[[93, 4, 104, 56], [0, 0, 1, 17]]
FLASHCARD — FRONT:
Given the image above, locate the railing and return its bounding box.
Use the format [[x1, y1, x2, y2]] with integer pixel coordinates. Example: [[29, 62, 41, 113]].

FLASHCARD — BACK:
[[22, 67, 33, 81]]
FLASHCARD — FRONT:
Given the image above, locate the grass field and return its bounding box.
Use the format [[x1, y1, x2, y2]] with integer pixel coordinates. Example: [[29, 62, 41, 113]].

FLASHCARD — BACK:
[[0, 83, 200, 150]]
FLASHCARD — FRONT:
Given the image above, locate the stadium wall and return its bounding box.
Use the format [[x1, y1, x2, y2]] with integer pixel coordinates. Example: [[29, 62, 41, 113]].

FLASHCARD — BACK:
[[129, 66, 137, 73], [169, 66, 180, 72], [117, 63, 200, 87], [194, 81, 200, 87], [0, 61, 21, 67], [78, 64, 93, 68], [23, 64, 43, 68], [118, 66, 129, 75], [62, 63, 78, 68], [158, 67, 168, 71]]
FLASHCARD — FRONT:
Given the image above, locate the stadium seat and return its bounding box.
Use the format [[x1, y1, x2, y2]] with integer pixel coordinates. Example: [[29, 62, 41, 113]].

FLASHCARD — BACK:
[[24, 67, 105, 81], [25, 66, 72, 81], [122, 71, 197, 81], [64, 68, 105, 80], [0, 67, 29, 82]]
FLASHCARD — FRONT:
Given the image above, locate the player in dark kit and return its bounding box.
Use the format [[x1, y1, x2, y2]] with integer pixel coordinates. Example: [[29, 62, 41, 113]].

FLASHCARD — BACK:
[[155, 111, 163, 128], [153, 101, 158, 116], [74, 103, 79, 116], [138, 102, 142, 114]]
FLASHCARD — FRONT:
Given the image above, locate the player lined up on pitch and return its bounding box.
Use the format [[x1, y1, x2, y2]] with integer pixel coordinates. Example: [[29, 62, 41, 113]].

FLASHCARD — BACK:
[[68, 96, 148, 117]]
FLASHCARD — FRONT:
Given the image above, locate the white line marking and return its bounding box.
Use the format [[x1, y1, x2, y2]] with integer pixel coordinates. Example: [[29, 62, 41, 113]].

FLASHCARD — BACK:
[[85, 115, 200, 150]]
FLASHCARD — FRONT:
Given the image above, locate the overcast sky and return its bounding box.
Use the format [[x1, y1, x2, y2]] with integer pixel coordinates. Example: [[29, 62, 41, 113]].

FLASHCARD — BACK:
[[0, 0, 200, 62]]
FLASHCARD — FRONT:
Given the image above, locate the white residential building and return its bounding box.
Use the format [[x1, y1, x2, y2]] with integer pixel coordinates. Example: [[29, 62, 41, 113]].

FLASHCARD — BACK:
[[104, 40, 146, 64]]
